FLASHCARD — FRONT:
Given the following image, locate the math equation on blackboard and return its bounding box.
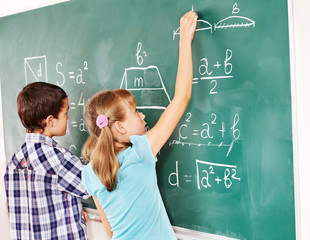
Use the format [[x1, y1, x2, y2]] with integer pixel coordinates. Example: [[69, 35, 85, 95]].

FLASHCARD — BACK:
[[168, 159, 241, 190]]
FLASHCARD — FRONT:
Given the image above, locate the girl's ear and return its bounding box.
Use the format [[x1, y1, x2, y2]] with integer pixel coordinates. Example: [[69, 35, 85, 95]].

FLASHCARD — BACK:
[[113, 121, 127, 135]]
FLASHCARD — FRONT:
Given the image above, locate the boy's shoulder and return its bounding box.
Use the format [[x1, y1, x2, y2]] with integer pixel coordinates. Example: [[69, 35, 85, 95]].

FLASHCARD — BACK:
[[8, 133, 82, 172]]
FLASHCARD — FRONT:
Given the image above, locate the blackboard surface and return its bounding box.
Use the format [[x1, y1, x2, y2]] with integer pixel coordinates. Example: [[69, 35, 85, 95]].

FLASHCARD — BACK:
[[0, 0, 295, 239]]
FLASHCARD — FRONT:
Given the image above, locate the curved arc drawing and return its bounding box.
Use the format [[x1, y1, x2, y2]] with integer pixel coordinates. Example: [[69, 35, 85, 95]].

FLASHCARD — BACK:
[[214, 15, 255, 30], [173, 19, 212, 40]]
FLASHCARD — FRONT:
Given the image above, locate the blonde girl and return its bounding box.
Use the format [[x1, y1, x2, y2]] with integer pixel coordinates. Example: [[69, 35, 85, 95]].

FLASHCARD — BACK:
[[82, 11, 198, 240]]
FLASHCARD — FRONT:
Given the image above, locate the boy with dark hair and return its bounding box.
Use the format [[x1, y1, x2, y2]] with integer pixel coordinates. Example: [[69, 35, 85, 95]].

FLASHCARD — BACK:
[[4, 82, 90, 240]]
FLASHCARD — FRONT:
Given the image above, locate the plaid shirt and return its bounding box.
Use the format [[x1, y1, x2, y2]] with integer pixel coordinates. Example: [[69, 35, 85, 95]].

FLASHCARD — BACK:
[[4, 133, 90, 240]]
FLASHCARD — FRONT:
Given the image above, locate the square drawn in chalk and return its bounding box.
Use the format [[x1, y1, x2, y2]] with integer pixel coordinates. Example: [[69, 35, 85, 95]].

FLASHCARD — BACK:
[[24, 55, 48, 84]]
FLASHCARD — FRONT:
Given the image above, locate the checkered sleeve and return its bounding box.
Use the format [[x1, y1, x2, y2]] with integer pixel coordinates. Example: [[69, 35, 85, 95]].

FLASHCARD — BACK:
[[57, 151, 90, 199]]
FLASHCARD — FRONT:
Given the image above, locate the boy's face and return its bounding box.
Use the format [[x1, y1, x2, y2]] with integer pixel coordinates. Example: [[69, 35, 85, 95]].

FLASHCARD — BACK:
[[52, 98, 69, 137]]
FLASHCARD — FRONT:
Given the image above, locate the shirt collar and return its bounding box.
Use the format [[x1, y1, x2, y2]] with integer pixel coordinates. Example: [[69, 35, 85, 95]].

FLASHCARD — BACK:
[[25, 133, 59, 148]]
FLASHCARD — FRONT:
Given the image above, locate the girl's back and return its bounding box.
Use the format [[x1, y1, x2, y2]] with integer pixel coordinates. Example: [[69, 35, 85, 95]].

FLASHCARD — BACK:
[[82, 135, 176, 239]]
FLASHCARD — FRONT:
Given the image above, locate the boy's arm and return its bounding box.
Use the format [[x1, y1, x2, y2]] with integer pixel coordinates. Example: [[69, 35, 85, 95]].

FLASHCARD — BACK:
[[57, 152, 90, 199], [93, 196, 113, 238], [147, 11, 198, 156]]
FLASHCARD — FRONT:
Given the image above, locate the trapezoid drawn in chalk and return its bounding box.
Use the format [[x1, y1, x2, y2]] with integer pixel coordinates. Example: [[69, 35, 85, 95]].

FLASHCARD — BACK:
[[120, 65, 171, 110]]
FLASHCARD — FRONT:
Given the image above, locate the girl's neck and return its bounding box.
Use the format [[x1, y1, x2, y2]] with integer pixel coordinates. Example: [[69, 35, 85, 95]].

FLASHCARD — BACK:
[[113, 138, 132, 153]]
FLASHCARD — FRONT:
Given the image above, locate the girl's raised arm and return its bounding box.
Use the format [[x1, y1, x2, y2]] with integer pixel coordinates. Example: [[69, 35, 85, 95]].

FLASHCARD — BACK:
[[147, 11, 198, 156]]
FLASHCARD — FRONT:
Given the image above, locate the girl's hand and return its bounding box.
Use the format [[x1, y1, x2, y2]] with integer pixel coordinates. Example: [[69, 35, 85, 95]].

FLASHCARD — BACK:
[[179, 11, 198, 42], [82, 209, 89, 223]]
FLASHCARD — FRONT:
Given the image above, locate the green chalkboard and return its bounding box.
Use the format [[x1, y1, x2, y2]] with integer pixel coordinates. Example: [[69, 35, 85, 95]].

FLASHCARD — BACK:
[[0, 0, 295, 239]]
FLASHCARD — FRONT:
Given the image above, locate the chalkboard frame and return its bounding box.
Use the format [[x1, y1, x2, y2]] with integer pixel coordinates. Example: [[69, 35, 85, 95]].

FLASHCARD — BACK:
[[0, 0, 299, 239]]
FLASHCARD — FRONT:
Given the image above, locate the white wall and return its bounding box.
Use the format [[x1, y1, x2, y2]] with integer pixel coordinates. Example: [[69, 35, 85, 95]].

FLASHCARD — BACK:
[[0, 0, 69, 17], [0, 0, 309, 239], [0, 79, 10, 240], [290, 0, 310, 239]]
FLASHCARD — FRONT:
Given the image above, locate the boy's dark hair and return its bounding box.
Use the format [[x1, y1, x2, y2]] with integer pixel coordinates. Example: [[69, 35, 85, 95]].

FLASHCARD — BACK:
[[17, 82, 68, 133]]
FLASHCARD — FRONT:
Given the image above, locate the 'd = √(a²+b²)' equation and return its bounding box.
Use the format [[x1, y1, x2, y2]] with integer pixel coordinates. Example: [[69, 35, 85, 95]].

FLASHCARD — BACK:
[[168, 160, 241, 190]]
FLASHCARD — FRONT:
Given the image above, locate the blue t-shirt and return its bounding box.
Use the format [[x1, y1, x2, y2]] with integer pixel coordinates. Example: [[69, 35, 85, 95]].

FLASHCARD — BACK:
[[82, 135, 176, 240]]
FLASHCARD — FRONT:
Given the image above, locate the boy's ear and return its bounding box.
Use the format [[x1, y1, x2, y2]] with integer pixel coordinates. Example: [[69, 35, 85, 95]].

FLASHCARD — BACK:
[[45, 115, 54, 128], [113, 121, 127, 135]]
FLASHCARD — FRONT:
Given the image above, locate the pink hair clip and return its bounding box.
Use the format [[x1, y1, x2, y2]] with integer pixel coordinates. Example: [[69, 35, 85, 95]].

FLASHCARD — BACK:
[[96, 114, 109, 129]]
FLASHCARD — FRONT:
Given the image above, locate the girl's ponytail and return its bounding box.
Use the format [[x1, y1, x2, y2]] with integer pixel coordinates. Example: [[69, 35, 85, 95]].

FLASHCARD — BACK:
[[92, 126, 119, 191]]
